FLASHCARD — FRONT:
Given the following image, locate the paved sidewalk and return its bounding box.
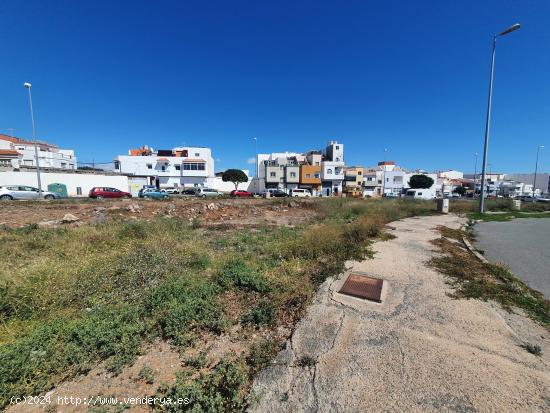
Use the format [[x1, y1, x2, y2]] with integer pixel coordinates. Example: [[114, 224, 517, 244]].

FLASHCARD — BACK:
[[250, 214, 550, 413]]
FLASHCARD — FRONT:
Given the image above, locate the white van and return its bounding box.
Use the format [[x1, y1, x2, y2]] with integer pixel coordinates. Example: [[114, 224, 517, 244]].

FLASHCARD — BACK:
[[290, 188, 311, 197], [404, 189, 435, 200]]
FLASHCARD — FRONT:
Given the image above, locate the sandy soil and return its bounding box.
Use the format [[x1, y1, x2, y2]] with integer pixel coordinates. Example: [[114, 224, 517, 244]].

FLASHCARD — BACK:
[[250, 214, 550, 412], [0, 197, 317, 229]]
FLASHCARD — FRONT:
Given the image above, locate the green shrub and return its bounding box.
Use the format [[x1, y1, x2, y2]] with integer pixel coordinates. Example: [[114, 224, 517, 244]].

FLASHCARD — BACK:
[[247, 340, 277, 374], [216, 260, 270, 293], [160, 356, 248, 412], [241, 301, 275, 326], [0, 305, 144, 408]]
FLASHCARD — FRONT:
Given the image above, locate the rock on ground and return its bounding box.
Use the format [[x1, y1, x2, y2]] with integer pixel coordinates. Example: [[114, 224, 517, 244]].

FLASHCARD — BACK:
[[249, 214, 550, 413]]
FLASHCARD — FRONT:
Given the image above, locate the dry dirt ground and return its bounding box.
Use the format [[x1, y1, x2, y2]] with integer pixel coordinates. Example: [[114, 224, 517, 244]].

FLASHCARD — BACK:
[[0, 197, 316, 229], [250, 214, 550, 413]]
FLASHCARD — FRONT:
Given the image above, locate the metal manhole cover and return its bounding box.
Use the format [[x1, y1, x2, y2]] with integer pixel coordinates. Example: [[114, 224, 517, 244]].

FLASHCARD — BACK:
[[338, 274, 383, 303]]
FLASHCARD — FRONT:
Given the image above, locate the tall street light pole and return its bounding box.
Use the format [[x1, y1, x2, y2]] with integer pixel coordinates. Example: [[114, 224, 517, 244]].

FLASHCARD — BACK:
[[479, 23, 521, 213], [532, 145, 544, 200], [253, 137, 258, 178], [24, 82, 43, 197], [473, 152, 478, 195]]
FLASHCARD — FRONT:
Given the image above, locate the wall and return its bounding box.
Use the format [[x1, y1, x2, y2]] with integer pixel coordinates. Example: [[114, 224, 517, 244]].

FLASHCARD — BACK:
[[300, 165, 321, 185], [0, 171, 129, 197]]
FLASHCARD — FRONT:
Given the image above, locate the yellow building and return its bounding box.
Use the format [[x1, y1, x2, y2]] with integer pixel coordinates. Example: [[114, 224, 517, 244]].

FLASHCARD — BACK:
[[343, 166, 364, 197]]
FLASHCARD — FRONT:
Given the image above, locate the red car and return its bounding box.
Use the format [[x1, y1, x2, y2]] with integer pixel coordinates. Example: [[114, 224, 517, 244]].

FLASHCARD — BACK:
[[89, 187, 132, 199], [230, 190, 253, 198]]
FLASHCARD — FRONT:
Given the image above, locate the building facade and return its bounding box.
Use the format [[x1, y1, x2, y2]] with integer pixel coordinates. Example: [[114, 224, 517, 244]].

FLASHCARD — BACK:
[[0, 133, 77, 170], [255, 141, 345, 196], [114, 145, 215, 188]]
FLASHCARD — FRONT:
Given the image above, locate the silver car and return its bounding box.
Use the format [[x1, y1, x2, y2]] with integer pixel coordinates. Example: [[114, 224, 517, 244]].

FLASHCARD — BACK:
[[0, 185, 60, 200], [195, 188, 222, 198]]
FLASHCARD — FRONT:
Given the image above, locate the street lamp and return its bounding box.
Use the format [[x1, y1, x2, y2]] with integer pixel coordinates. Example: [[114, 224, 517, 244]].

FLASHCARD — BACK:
[[479, 23, 521, 213], [473, 153, 478, 195], [24, 82, 43, 197], [532, 145, 544, 200], [381, 148, 388, 197], [253, 137, 258, 178]]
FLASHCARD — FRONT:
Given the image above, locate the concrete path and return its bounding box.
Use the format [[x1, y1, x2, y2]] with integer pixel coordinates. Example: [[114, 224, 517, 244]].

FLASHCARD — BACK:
[[250, 214, 550, 413], [475, 218, 550, 298]]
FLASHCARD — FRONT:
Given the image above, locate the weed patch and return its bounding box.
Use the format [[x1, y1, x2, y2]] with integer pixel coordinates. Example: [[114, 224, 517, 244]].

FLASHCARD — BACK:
[[429, 228, 550, 328]]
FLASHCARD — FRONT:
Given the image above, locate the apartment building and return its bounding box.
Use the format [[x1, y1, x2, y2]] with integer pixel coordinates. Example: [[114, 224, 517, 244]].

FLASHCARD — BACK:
[[343, 166, 364, 197], [0, 133, 77, 170], [255, 141, 345, 196], [114, 145, 215, 189], [321, 141, 345, 196], [300, 151, 322, 195]]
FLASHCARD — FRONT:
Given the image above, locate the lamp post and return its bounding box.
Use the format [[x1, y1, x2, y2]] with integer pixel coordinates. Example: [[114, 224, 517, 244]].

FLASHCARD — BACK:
[[474, 152, 478, 195], [24, 82, 42, 197], [381, 148, 388, 197], [253, 137, 258, 177], [479, 23, 521, 213], [532, 145, 544, 200]]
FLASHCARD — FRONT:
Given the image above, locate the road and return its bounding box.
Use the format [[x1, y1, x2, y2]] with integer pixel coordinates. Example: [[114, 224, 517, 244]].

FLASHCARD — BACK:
[[250, 215, 550, 412], [474, 218, 550, 298]]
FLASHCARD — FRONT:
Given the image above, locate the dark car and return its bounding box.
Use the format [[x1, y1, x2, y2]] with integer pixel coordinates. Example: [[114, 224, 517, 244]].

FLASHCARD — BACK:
[[89, 187, 132, 199], [181, 188, 198, 196], [268, 189, 289, 198], [230, 190, 253, 198]]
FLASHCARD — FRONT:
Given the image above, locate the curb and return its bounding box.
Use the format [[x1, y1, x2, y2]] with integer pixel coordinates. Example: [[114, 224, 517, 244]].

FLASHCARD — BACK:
[[462, 236, 488, 263]]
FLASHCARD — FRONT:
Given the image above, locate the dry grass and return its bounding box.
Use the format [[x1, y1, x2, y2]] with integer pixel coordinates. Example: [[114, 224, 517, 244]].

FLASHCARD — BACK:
[[430, 228, 550, 329]]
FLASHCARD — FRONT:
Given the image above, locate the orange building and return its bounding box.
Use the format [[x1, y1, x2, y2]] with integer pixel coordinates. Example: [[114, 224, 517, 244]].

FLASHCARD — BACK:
[[300, 164, 322, 193]]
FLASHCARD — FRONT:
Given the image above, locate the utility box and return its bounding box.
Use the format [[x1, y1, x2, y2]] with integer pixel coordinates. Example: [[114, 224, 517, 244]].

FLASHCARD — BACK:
[[437, 198, 449, 214], [512, 199, 521, 210], [47, 183, 68, 198]]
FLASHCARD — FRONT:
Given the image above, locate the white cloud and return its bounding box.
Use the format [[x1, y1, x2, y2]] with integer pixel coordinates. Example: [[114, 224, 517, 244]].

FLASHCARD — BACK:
[[247, 157, 256, 165]]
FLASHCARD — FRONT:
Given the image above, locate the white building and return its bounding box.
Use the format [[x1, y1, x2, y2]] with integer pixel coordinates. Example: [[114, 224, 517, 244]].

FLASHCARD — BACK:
[[321, 141, 345, 196], [0, 133, 77, 170], [438, 170, 464, 180], [114, 145, 215, 189], [0, 170, 128, 197]]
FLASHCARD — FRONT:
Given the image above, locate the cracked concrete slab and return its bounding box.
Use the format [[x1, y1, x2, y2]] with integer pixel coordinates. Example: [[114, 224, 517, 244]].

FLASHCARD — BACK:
[[249, 214, 550, 412]]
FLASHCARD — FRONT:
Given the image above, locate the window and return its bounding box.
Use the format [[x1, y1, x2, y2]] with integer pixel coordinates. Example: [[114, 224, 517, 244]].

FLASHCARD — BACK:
[[114, 161, 120, 169], [335, 146, 340, 150], [367, 177, 373, 181], [270, 172, 276, 177], [61, 162, 67, 168], [305, 173, 311, 178], [418, 192, 423, 196], [195, 153, 200, 157], [327, 169, 332, 174], [175, 165, 181, 171], [290, 172, 296, 178], [76, 187, 82, 195], [357, 171, 362, 175], [314, 173, 320, 179], [147, 164, 152, 169], [183, 162, 206, 170], [161, 166, 166, 171]]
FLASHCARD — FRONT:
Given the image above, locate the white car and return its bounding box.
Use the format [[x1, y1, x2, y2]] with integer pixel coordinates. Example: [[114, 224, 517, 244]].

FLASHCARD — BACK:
[[162, 188, 180, 194], [290, 188, 311, 197], [0, 185, 60, 200], [195, 188, 222, 198]]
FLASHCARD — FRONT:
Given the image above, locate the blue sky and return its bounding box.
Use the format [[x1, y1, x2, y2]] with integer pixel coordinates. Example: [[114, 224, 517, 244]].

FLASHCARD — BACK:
[[1, 0, 548, 173]]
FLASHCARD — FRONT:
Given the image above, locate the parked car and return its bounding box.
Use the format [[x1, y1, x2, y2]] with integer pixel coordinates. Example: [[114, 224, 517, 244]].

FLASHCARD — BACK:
[[230, 190, 253, 198], [89, 187, 132, 199], [196, 188, 222, 198], [290, 188, 311, 197], [265, 189, 289, 198], [382, 193, 399, 198], [0, 185, 60, 200], [162, 188, 180, 194], [536, 196, 550, 203], [139, 188, 169, 199], [181, 188, 198, 196]]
